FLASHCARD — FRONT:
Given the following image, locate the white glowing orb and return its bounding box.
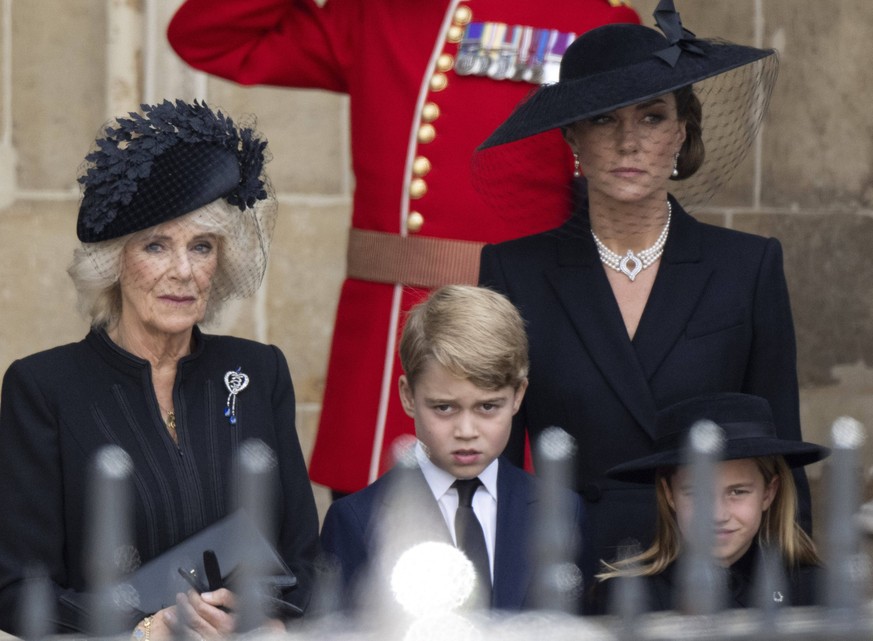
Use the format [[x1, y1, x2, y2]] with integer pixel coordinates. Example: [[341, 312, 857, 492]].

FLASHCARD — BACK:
[[689, 419, 725, 454], [390, 541, 477, 616], [832, 416, 865, 449]]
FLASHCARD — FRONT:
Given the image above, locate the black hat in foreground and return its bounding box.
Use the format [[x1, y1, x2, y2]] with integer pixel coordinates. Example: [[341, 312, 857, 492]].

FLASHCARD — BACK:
[[479, 0, 775, 150], [77, 99, 271, 243], [608, 393, 829, 484]]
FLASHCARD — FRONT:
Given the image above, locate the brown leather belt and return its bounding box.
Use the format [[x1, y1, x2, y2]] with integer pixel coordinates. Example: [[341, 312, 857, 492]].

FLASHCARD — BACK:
[[346, 228, 484, 289]]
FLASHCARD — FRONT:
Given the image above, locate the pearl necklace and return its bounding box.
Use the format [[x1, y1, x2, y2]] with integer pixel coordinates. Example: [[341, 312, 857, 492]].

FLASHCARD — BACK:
[[591, 201, 672, 282]]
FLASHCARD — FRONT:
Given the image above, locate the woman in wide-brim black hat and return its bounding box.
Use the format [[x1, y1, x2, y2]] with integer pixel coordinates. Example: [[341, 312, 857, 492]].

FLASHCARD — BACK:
[[476, 0, 811, 576], [0, 100, 319, 637], [590, 393, 828, 614], [476, 0, 779, 215]]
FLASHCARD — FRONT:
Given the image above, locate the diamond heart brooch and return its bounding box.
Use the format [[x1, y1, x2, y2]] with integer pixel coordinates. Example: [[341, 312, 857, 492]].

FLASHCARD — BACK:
[[224, 367, 250, 425]]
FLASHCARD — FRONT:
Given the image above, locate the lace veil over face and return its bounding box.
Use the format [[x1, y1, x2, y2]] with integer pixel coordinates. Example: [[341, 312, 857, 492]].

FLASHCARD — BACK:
[[76, 100, 277, 302]]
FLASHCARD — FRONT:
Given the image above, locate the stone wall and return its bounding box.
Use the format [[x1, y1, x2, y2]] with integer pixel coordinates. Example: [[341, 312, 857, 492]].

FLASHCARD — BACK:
[[0, 0, 871, 532]]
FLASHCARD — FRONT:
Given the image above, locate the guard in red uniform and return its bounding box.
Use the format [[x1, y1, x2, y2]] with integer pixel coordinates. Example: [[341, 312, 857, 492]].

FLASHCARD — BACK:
[[168, 0, 639, 495]]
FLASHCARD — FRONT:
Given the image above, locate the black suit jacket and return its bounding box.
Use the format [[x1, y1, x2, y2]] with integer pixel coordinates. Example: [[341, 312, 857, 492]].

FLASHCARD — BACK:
[[319, 457, 588, 612], [479, 200, 810, 565]]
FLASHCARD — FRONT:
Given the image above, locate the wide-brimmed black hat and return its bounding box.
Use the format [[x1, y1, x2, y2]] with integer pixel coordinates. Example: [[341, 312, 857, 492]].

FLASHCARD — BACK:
[[478, 0, 775, 150], [471, 0, 780, 223], [607, 393, 829, 484], [77, 100, 271, 243]]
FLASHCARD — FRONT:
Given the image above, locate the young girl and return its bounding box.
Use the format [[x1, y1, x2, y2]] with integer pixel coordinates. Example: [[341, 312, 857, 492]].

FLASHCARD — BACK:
[[591, 393, 828, 613]]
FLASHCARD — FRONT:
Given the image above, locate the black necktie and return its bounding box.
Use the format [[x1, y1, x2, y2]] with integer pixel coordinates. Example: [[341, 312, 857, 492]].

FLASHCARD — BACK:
[[453, 478, 492, 595]]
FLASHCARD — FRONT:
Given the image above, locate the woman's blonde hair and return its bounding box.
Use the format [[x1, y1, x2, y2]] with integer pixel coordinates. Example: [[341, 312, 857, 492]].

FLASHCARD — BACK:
[[399, 285, 529, 392], [597, 455, 820, 581], [67, 198, 269, 329]]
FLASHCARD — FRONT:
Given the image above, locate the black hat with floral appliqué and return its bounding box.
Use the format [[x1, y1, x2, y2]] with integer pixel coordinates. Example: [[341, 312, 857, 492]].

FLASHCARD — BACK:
[[76, 99, 277, 299]]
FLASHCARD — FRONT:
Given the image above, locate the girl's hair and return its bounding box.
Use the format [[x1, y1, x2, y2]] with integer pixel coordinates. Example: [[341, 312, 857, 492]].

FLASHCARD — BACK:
[[755, 456, 820, 566], [596, 455, 820, 581], [67, 199, 251, 329]]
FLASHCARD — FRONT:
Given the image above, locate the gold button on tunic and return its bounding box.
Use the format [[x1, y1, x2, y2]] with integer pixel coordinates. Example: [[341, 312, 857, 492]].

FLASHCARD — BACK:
[[454, 5, 473, 26], [412, 156, 432, 177], [417, 123, 436, 144], [421, 102, 441, 123], [429, 73, 448, 92], [407, 211, 425, 232], [409, 178, 428, 199]]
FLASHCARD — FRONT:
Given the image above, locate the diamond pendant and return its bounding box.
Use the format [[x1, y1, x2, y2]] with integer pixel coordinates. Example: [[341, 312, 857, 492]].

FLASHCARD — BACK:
[[619, 250, 642, 281]]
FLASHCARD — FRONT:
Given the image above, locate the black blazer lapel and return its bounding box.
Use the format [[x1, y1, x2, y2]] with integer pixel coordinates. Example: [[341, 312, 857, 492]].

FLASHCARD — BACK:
[[545, 235, 658, 437], [632, 202, 713, 380]]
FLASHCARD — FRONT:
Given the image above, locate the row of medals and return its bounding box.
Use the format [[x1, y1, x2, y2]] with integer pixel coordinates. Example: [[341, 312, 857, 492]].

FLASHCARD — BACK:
[[455, 22, 576, 85]]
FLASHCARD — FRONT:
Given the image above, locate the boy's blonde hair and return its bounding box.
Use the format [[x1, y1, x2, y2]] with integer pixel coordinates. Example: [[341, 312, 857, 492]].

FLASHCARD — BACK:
[[596, 455, 821, 581], [399, 285, 529, 391]]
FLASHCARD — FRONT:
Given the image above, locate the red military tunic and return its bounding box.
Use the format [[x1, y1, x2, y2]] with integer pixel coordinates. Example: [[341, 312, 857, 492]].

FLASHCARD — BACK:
[[168, 0, 639, 493]]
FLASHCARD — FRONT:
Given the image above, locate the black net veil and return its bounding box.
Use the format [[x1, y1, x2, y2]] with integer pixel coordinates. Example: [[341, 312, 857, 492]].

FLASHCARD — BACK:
[[73, 104, 278, 317], [672, 50, 779, 210], [470, 48, 780, 242]]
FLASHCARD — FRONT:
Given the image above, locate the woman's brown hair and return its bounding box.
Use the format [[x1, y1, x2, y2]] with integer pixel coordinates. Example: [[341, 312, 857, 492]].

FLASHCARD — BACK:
[[672, 85, 705, 180]]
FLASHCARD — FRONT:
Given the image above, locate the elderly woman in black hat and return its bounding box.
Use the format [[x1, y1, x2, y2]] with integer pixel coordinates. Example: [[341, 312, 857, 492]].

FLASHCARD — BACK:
[[0, 101, 318, 636], [476, 0, 810, 571], [593, 393, 828, 613]]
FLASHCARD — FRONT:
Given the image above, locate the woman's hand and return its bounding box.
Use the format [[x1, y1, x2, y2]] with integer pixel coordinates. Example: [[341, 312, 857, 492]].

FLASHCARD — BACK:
[[156, 589, 285, 639], [174, 589, 236, 639], [137, 606, 180, 641]]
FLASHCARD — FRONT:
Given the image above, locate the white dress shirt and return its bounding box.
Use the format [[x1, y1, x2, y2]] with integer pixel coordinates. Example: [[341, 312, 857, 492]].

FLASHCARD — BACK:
[[414, 441, 498, 580]]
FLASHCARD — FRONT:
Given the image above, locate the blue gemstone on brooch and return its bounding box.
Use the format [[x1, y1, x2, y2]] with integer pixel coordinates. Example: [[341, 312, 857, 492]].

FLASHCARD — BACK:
[[223, 367, 250, 426]]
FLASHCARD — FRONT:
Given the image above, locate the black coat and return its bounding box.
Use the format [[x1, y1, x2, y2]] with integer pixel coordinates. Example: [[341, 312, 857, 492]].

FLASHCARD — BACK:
[[591, 543, 819, 614], [0, 329, 319, 634], [479, 200, 811, 565]]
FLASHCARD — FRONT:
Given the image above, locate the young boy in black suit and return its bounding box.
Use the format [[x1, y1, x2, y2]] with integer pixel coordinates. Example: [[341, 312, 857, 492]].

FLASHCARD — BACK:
[[319, 285, 587, 613]]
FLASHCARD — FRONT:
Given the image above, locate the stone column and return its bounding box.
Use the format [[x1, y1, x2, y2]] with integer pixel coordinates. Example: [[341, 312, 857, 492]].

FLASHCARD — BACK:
[[0, 0, 16, 210], [106, 0, 142, 117]]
